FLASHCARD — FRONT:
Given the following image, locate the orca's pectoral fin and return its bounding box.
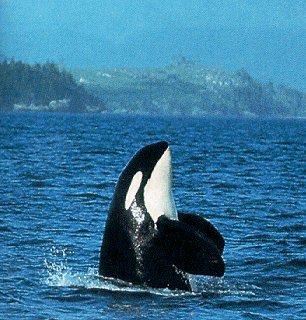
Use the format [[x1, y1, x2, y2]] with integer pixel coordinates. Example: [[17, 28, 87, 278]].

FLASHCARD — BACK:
[[155, 216, 225, 277], [178, 212, 225, 254]]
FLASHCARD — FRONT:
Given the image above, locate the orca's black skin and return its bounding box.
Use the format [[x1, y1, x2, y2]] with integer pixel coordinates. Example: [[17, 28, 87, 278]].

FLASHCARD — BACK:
[[99, 142, 168, 284], [143, 216, 225, 290], [99, 141, 225, 291], [178, 212, 225, 255]]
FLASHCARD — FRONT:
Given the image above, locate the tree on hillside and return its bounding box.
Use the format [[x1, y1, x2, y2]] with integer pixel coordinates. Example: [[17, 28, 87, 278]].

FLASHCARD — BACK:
[[0, 59, 105, 112]]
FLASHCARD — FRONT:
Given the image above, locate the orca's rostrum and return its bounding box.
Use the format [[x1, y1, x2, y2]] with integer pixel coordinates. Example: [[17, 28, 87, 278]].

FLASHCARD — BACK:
[[99, 141, 225, 291]]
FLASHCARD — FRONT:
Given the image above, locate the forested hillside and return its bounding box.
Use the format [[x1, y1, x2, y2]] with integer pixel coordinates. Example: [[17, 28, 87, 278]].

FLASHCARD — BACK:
[[0, 60, 105, 112]]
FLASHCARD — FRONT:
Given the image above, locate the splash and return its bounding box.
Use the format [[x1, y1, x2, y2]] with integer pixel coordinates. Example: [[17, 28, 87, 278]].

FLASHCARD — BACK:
[[43, 246, 76, 287], [43, 246, 257, 297], [43, 246, 190, 296]]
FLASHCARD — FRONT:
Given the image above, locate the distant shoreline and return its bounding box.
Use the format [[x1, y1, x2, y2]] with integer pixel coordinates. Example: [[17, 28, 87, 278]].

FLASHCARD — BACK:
[[1, 59, 305, 118], [1, 110, 305, 121]]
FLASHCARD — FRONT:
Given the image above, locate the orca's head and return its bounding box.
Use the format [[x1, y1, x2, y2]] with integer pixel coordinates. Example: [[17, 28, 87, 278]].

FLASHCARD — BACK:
[[112, 141, 177, 223]]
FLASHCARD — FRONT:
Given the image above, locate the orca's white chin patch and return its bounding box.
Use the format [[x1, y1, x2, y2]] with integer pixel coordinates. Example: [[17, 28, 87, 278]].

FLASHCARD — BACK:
[[144, 147, 178, 223]]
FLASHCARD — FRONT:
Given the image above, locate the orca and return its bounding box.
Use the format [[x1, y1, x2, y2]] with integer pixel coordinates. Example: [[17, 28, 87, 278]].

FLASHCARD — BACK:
[[99, 141, 225, 291]]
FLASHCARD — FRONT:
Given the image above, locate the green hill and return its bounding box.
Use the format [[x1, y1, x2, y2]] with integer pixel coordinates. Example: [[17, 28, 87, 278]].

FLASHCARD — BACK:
[[72, 60, 306, 118]]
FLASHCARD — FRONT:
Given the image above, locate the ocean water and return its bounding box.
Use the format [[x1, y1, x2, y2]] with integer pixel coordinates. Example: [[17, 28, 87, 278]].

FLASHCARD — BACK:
[[0, 112, 305, 320]]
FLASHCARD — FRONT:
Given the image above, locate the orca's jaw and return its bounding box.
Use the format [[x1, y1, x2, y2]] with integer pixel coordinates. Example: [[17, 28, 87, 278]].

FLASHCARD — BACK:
[[144, 147, 178, 223], [121, 142, 178, 224]]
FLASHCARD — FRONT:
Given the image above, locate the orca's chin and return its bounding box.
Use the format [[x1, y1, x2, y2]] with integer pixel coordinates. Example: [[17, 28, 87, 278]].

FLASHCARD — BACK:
[[144, 146, 178, 223]]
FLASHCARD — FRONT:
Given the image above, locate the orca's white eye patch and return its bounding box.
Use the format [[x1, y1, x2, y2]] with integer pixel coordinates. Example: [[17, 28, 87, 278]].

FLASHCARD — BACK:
[[125, 171, 143, 210]]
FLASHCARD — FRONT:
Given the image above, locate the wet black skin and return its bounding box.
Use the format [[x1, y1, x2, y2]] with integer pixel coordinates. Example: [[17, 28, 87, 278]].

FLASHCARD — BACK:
[[143, 214, 225, 290], [99, 142, 169, 284]]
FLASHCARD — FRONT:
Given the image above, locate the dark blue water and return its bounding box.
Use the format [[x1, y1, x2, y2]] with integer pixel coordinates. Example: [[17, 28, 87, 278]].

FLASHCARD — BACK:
[[1, 112, 305, 319]]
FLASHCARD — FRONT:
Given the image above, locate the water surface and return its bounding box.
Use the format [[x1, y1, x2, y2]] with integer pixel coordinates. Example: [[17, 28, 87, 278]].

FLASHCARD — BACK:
[[0, 113, 305, 319]]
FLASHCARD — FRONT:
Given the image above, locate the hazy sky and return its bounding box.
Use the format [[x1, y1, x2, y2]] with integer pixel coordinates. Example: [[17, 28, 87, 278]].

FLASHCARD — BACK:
[[1, 0, 305, 90]]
